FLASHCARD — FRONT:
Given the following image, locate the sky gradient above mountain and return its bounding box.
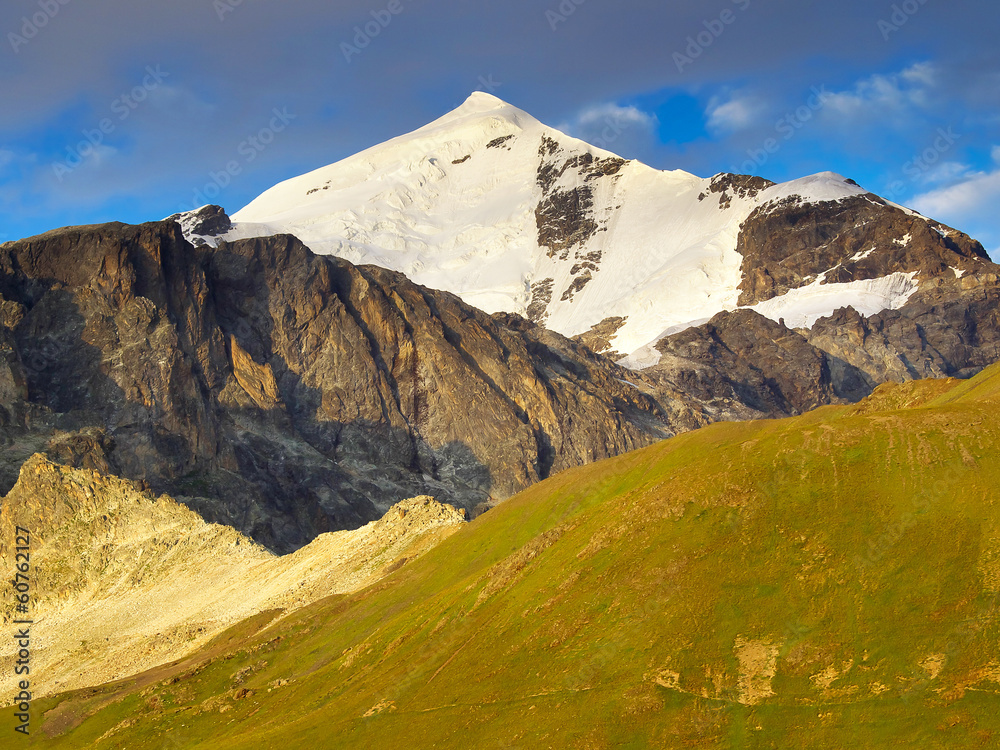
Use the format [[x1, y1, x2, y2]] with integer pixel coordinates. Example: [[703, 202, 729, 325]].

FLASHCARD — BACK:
[[1, 0, 998, 259]]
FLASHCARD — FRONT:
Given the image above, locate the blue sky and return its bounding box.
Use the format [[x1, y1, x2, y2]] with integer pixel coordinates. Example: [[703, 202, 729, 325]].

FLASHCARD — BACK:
[[1, 0, 998, 259]]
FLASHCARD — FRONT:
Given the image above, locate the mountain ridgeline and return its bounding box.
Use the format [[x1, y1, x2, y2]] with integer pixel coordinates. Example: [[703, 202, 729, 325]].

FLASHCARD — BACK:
[[0, 222, 673, 552], [0, 195, 998, 551], [3, 93, 1000, 746], [219, 93, 995, 362], [0, 93, 998, 551]]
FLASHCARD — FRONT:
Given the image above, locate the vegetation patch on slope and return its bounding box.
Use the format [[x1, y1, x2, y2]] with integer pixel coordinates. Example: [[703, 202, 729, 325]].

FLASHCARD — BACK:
[[19, 364, 1000, 748]]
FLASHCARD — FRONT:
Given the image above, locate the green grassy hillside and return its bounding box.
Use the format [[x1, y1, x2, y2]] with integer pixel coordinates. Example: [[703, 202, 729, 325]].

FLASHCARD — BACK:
[[23, 366, 1000, 749]]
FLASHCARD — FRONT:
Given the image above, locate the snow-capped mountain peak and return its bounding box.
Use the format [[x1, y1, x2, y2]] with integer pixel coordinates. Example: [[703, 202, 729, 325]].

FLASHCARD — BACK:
[[186, 94, 989, 369], [757, 171, 867, 205], [422, 91, 540, 129]]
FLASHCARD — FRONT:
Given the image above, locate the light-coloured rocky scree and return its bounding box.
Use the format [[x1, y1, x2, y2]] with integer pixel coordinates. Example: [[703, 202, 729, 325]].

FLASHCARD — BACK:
[[0, 454, 466, 703]]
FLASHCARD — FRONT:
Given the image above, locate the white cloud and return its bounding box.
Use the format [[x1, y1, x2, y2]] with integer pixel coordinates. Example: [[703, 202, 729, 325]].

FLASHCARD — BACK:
[[701, 62, 939, 140], [921, 160, 972, 186], [900, 61, 938, 87], [822, 62, 938, 119], [0, 150, 13, 169], [558, 102, 658, 153], [911, 167, 1000, 219], [910, 155, 1000, 260], [563, 103, 656, 133], [706, 94, 765, 133]]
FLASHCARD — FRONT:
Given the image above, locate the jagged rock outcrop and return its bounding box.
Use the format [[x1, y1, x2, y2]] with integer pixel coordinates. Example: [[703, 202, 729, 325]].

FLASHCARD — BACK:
[[736, 194, 991, 305], [573, 316, 628, 359], [643, 309, 870, 419], [702, 172, 775, 208], [637, 258, 1000, 420], [0, 221, 670, 551], [0, 207, 998, 554], [636, 266, 1000, 423], [167, 204, 233, 245], [806, 272, 1000, 385]]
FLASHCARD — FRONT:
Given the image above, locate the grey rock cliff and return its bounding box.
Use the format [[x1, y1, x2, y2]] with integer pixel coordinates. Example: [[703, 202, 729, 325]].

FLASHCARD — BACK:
[[0, 221, 671, 551], [0, 204, 998, 552]]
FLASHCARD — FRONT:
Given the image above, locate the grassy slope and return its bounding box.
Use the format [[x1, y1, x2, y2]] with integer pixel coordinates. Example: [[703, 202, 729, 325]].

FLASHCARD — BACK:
[[25, 366, 1000, 749]]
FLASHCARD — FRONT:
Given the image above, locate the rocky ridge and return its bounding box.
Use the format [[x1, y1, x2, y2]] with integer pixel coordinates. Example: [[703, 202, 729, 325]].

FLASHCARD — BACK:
[[0, 221, 671, 552], [1, 210, 999, 555], [221, 94, 994, 362], [639, 266, 1000, 424], [736, 193, 989, 306]]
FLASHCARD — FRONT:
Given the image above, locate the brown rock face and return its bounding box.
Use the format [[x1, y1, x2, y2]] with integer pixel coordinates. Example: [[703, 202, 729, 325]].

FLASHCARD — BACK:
[[805, 273, 1000, 385], [643, 309, 869, 420], [736, 195, 990, 305], [0, 203, 997, 553], [0, 221, 670, 552], [573, 316, 628, 359], [228, 335, 280, 410], [637, 270, 1000, 424], [534, 135, 626, 306]]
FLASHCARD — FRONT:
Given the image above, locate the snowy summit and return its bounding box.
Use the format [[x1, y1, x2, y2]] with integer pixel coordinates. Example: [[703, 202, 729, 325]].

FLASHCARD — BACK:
[[184, 93, 962, 369]]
